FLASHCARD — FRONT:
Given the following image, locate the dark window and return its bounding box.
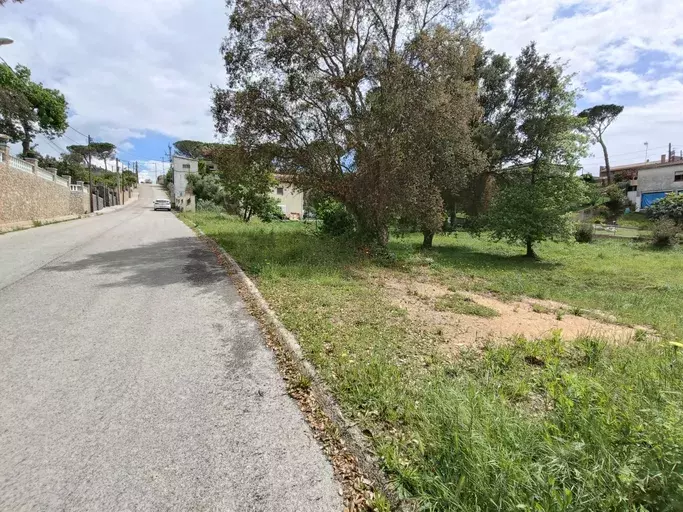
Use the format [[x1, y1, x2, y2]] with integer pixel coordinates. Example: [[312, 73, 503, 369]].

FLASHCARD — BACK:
[[627, 185, 637, 192], [674, 172, 683, 182], [276, 187, 284, 195]]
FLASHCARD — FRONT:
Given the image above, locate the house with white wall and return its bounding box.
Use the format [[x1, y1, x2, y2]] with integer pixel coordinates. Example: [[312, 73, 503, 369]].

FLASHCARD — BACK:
[[272, 174, 305, 220], [597, 154, 683, 210], [171, 155, 198, 212]]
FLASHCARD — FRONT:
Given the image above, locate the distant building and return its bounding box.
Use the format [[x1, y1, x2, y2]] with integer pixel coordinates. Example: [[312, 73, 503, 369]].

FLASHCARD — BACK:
[[599, 153, 683, 210], [171, 155, 198, 212], [272, 175, 305, 220]]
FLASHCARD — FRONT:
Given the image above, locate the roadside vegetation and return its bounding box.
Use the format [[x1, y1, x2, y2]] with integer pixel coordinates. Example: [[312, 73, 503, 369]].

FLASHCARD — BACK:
[[181, 0, 683, 508], [183, 211, 683, 510]]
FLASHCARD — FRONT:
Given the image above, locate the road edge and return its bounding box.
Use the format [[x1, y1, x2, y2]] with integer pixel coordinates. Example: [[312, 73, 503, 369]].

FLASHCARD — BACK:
[[187, 221, 407, 512]]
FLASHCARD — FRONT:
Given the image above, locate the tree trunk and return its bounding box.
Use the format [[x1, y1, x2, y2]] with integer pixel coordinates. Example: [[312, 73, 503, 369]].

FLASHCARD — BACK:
[[422, 230, 434, 249], [525, 238, 536, 258], [21, 135, 31, 156], [449, 203, 457, 232], [21, 121, 31, 156], [600, 139, 612, 185]]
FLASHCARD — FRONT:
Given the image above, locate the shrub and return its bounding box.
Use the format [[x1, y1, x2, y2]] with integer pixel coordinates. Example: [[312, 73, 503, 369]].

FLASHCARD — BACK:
[[603, 184, 631, 220], [196, 199, 224, 213], [315, 199, 356, 236], [647, 193, 683, 225], [652, 218, 679, 248], [574, 223, 594, 243]]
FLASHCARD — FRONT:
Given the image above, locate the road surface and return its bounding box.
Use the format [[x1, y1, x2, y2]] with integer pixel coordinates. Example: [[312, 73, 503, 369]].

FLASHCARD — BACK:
[[0, 185, 341, 511]]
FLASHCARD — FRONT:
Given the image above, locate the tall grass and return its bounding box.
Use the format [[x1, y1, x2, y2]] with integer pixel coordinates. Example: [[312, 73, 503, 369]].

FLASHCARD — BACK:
[[182, 212, 683, 510]]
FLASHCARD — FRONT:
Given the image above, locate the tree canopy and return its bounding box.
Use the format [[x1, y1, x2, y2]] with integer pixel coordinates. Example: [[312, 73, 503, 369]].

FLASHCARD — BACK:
[[174, 140, 210, 159], [0, 63, 68, 155], [578, 104, 623, 184], [485, 44, 588, 257], [213, 0, 476, 244]]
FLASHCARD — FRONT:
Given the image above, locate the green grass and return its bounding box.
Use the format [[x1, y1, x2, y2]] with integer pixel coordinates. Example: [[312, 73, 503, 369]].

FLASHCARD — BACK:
[[182, 212, 683, 510], [435, 293, 499, 317]]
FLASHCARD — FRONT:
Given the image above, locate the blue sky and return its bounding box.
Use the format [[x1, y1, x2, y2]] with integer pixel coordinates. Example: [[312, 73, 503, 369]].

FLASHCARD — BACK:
[[1, 0, 682, 179]]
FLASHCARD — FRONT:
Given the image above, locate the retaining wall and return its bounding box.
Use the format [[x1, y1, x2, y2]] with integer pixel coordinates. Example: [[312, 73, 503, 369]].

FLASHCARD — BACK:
[[0, 158, 86, 225]]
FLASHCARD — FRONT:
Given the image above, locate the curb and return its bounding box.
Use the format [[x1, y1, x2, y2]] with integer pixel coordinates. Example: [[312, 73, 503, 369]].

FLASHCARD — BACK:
[[191, 224, 406, 511]]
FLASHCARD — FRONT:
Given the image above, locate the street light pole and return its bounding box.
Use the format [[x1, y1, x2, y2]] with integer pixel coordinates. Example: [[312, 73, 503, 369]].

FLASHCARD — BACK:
[[0, 38, 14, 47], [88, 135, 94, 212]]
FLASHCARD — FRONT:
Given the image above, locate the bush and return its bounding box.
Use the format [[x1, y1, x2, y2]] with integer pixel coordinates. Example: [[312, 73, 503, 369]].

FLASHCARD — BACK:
[[574, 222, 594, 243], [315, 199, 356, 236], [647, 193, 683, 224], [196, 199, 224, 213], [257, 197, 285, 222], [652, 219, 679, 248]]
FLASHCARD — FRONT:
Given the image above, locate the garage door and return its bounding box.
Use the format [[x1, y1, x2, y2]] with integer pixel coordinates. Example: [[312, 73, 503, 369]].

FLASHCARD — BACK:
[[641, 192, 668, 208]]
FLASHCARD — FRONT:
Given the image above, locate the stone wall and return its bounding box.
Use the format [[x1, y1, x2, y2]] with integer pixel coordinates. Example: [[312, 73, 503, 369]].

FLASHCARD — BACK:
[[0, 157, 85, 225]]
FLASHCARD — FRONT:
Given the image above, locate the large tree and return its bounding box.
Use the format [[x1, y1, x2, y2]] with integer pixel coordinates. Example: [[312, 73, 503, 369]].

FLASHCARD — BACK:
[[392, 27, 486, 247], [486, 44, 588, 258], [213, 0, 472, 245], [578, 104, 623, 184], [90, 142, 116, 172], [0, 63, 68, 155]]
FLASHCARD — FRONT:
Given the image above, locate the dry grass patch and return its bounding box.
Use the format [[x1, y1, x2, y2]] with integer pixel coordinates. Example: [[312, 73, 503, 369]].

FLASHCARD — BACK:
[[379, 275, 641, 350]]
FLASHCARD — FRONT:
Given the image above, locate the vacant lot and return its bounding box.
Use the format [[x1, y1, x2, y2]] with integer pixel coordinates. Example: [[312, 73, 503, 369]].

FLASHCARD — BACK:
[[182, 212, 683, 511]]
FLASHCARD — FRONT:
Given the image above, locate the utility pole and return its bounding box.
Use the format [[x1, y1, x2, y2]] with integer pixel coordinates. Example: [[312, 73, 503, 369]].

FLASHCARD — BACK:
[[669, 142, 672, 162], [88, 135, 94, 212], [644, 142, 649, 162], [135, 161, 139, 184], [154, 162, 158, 182]]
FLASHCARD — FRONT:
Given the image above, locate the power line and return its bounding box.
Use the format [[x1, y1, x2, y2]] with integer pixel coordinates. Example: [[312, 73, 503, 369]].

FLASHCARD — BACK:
[[67, 125, 88, 139], [61, 133, 82, 145]]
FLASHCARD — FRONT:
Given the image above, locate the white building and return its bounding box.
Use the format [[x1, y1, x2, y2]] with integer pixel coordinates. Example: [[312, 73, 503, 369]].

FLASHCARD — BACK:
[[171, 155, 198, 212], [272, 174, 305, 220]]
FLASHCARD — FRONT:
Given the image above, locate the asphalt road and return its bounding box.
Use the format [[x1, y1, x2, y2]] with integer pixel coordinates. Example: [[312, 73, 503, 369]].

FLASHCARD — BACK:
[[0, 185, 341, 511]]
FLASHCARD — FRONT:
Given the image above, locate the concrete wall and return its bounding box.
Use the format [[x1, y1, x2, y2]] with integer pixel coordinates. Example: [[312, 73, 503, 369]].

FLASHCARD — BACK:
[[272, 177, 305, 219], [637, 163, 683, 195], [0, 152, 86, 226], [172, 156, 199, 206]]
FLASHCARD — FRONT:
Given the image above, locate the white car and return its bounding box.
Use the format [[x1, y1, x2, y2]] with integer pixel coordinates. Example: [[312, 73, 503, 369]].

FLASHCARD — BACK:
[[153, 199, 171, 211]]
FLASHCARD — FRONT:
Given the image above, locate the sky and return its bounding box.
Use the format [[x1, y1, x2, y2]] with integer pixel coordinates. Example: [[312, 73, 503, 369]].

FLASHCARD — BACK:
[[0, 0, 682, 181]]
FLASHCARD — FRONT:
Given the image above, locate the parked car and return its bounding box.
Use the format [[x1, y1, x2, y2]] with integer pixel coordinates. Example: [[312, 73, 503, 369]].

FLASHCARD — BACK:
[[153, 198, 171, 211]]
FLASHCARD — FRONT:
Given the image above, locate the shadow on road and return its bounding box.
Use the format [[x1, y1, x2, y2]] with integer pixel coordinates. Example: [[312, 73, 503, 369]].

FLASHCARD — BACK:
[[45, 237, 226, 290]]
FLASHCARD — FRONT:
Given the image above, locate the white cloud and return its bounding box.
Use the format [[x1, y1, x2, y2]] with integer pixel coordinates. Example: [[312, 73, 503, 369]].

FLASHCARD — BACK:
[[0, 0, 227, 145], [2, 0, 682, 176], [478, 0, 683, 173]]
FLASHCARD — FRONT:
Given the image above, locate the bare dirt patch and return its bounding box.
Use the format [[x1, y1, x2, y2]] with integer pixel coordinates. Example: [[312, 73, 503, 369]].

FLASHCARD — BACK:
[[377, 276, 640, 350]]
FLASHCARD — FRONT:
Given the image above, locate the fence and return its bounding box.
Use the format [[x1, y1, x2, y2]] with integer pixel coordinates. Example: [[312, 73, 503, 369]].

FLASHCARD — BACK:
[[7, 155, 69, 187], [9, 155, 34, 174]]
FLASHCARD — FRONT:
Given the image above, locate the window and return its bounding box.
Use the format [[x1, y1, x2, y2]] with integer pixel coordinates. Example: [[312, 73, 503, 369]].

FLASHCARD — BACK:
[[674, 171, 683, 182], [276, 187, 284, 195], [182, 164, 191, 170]]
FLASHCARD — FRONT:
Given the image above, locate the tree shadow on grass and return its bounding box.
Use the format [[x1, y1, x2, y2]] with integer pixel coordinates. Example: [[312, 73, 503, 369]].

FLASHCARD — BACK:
[[417, 243, 562, 273], [45, 236, 227, 290]]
